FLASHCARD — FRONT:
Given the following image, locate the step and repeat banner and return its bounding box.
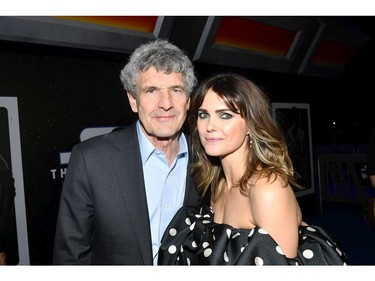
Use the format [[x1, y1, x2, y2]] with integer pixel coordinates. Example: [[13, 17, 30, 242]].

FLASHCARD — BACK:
[[1, 97, 28, 264], [0, 49, 136, 264]]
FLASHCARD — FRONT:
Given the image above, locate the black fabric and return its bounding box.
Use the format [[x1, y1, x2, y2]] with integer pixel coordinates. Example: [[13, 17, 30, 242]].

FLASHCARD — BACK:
[[158, 204, 347, 265]]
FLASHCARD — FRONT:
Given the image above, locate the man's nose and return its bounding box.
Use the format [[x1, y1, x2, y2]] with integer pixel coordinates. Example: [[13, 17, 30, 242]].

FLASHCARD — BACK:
[[157, 91, 173, 109]]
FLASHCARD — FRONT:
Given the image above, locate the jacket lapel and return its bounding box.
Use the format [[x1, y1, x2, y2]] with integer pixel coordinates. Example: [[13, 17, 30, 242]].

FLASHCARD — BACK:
[[111, 124, 153, 264], [184, 137, 203, 206], [183, 164, 202, 206]]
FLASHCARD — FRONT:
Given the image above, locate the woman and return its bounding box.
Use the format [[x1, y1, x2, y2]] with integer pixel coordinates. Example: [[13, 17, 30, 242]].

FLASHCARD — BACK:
[[158, 73, 347, 265]]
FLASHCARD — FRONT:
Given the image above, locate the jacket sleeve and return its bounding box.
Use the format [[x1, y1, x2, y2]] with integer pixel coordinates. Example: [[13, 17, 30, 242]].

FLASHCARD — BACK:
[[53, 144, 94, 264]]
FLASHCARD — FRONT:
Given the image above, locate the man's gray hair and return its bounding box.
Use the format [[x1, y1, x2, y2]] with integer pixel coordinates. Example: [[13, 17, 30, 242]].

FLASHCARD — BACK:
[[120, 39, 197, 97]]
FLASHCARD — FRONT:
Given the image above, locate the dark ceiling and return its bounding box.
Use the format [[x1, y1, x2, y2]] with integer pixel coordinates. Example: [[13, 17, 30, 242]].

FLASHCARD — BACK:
[[335, 16, 375, 77], [0, 16, 373, 79]]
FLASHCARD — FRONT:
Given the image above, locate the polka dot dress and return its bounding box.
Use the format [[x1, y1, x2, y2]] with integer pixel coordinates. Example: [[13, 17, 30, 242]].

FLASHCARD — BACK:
[[157, 204, 347, 265]]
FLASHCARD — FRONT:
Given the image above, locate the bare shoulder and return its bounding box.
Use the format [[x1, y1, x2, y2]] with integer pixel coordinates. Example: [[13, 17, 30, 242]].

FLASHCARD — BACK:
[[249, 173, 302, 225], [250, 174, 293, 201]]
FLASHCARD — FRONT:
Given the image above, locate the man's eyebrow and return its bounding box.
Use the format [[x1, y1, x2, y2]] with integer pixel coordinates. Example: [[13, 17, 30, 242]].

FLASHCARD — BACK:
[[170, 85, 185, 90], [141, 85, 157, 91], [141, 85, 184, 91]]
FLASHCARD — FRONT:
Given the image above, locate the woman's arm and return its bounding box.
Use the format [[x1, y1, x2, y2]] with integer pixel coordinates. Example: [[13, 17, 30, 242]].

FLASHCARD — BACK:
[[251, 175, 301, 258]]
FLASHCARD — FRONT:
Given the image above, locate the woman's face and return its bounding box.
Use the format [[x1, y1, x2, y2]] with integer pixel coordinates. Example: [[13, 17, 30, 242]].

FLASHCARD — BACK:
[[197, 89, 249, 159]]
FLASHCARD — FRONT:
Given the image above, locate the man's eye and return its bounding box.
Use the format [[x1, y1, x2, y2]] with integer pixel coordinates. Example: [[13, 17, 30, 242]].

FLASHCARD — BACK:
[[172, 88, 184, 94], [146, 89, 156, 94]]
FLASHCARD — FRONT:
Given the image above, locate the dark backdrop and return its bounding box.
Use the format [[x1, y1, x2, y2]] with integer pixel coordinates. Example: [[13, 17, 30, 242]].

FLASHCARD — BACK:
[[0, 38, 372, 264]]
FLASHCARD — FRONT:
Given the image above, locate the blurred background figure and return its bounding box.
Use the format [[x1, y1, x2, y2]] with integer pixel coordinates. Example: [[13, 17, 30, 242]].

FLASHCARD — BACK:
[[287, 107, 309, 188], [0, 153, 17, 265], [366, 128, 375, 188], [364, 128, 375, 231]]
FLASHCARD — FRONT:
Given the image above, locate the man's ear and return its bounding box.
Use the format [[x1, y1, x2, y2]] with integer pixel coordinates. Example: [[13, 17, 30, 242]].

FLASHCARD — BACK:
[[186, 97, 190, 110], [127, 93, 138, 113]]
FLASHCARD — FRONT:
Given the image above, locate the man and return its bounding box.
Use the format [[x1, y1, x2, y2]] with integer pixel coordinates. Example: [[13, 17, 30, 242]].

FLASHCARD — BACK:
[[53, 39, 202, 265], [367, 128, 375, 188]]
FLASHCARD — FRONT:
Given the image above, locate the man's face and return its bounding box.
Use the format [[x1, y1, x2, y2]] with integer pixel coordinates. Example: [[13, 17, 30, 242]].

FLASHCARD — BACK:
[[127, 67, 190, 141]]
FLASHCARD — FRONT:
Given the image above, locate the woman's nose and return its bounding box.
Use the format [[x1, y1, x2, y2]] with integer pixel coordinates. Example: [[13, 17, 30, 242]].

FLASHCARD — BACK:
[[206, 116, 218, 131]]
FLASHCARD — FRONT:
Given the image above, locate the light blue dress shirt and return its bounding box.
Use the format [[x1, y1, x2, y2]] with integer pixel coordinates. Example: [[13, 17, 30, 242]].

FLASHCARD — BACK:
[[136, 121, 188, 265]]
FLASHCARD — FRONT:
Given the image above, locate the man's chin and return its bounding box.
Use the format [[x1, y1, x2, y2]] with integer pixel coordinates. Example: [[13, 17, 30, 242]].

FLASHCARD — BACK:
[[154, 129, 181, 140]]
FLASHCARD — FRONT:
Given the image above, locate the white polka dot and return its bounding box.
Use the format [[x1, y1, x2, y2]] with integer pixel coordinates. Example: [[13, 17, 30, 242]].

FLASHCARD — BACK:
[[326, 240, 333, 247], [204, 214, 210, 218], [189, 222, 195, 230], [195, 214, 202, 218], [187, 258, 191, 265], [192, 241, 198, 248], [226, 229, 231, 238], [204, 248, 212, 257], [203, 242, 209, 248], [306, 226, 316, 232], [168, 245, 177, 254], [203, 220, 210, 224], [302, 249, 314, 259], [258, 228, 268, 234], [335, 247, 342, 256], [276, 245, 284, 255], [180, 245, 184, 252], [169, 228, 177, 236], [248, 229, 255, 237], [224, 251, 229, 262], [240, 247, 245, 252], [232, 232, 240, 239], [254, 256, 264, 265], [185, 217, 191, 225]]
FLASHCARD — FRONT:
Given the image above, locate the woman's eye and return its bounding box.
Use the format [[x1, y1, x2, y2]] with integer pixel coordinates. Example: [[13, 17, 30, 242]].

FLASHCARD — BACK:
[[221, 113, 233, 119], [198, 112, 209, 119]]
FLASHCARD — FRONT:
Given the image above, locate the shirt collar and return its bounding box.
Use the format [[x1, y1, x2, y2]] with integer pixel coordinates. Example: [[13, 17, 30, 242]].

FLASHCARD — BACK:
[[136, 121, 188, 166]]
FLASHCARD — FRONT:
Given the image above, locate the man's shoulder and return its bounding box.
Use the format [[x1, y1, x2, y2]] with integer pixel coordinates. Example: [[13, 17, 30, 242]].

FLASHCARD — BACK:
[[74, 124, 137, 151]]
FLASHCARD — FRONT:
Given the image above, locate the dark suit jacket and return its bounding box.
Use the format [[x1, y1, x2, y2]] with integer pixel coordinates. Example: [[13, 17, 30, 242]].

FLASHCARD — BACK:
[[53, 123, 202, 265]]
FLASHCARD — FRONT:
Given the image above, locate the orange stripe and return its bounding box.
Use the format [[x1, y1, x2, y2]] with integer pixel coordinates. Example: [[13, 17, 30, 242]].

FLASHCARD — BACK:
[[312, 39, 359, 66], [55, 16, 158, 33], [214, 17, 296, 57]]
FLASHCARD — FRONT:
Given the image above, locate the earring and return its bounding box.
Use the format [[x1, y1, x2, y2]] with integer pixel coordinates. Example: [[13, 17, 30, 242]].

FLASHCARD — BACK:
[[247, 133, 253, 146]]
